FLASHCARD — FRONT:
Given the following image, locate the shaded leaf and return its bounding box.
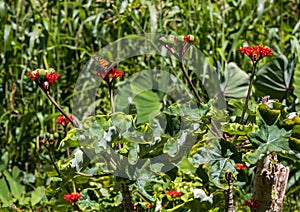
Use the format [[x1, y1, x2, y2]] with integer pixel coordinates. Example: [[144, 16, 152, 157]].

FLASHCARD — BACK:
[[254, 55, 291, 100], [221, 62, 249, 99]]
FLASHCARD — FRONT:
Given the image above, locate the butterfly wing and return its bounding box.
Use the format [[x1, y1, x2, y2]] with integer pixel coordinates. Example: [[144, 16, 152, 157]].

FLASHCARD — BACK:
[[93, 55, 115, 71]]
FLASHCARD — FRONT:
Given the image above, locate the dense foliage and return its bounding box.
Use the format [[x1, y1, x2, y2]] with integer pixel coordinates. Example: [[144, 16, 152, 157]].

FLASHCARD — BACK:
[[1, 0, 300, 211]]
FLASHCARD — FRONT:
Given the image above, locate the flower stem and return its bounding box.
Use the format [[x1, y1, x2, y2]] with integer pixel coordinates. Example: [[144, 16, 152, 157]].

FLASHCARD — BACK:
[[179, 61, 223, 139], [179, 62, 203, 103], [108, 83, 115, 113], [72, 181, 76, 193], [48, 145, 61, 176], [239, 62, 257, 124], [45, 90, 79, 128]]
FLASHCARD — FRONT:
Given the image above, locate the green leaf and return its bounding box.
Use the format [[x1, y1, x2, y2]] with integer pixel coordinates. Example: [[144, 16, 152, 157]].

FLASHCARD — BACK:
[[115, 71, 162, 124], [254, 55, 290, 100], [244, 125, 292, 164], [128, 143, 139, 165], [221, 62, 249, 99], [164, 102, 210, 119], [293, 63, 300, 111], [258, 103, 281, 125], [77, 190, 100, 211], [0, 178, 13, 207], [221, 123, 255, 135], [3, 167, 25, 200], [31, 186, 45, 206], [189, 139, 238, 188], [176, 157, 197, 174], [4, 24, 12, 52], [60, 128, 80, 148], [0, 151, 8, 172]]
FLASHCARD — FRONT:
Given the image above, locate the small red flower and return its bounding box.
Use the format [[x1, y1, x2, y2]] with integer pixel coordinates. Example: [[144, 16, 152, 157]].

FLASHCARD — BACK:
[[28, 70, 39, 81], [238, 45, 273, 64], [166, 190, 182, 198], [96, 68, 124, 83], [244, 197, 259, 209], [64, 192, 82, 205], [56, 115, 73, 125], [46, 72, 60, 85], [235, 163, 247, 170], [184, 35, 191, 42], [109, 68, 124, 79]]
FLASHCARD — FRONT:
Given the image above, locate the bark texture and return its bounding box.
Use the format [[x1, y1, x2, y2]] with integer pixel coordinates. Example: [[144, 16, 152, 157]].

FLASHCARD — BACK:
[[225, 172, 235, 212], [252, 153, 289, 212], [120, 182, 134, 212]]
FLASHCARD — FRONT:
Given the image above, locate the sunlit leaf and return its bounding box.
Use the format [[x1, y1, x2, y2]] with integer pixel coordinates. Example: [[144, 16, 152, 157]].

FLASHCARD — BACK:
[[31, 186, 45, 206], [189, 139, 238, 188], [244, 125, 293, 164]]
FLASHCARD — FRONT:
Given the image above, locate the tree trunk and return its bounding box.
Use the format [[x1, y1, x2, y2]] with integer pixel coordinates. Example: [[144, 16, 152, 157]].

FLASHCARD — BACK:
[[252, 153, 289, 212], [120, 182, 134, 212]]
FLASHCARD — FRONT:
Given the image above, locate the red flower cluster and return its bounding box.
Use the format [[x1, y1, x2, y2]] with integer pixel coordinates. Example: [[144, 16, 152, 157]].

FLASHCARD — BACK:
[[245, 197, 259, 209], [184, 35, 192, 42], [96, 67, 124, 83], [28, 68, 60, 91], [238, 45, 273, 64], [63, 192, 82, 205], [166, 190, 182, 198], [56, 115, 73, 125], [45, 72, 60, 84], [235, 163, 247, 170]]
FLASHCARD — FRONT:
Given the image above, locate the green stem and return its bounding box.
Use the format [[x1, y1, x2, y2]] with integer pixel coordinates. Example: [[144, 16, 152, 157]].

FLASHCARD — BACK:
[[48, 145, 61, 176], [108, 83, 115, 113], [239, 62, 257, 124], [45, 90, 79, 128]]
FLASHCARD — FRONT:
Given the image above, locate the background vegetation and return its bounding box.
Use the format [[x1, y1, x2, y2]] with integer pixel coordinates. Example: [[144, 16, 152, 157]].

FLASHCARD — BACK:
[[0, 0, 300, 211]]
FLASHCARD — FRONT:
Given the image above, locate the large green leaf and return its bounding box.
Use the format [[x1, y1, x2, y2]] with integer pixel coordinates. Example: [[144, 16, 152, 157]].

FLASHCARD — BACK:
[[115, 71, 162, 124], [189, 139, 238, 188], [220, 62, 249, 99], [31, 186, 45, 206], [254, 55, 291, 100], [0, 178, 13, 207], [3, 167, 25, 201], [244, 125, 293, 164]]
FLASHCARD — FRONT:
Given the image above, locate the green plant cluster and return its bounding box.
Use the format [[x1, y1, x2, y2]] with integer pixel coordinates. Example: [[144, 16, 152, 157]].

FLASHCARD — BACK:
[[1, 0, 300, 211]]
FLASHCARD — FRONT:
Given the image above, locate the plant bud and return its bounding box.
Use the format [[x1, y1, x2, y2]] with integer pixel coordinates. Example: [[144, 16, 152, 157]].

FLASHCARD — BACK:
[[43, 81, 50, 91], [38, 69, 46, 77], [54, 132, 59, 138]]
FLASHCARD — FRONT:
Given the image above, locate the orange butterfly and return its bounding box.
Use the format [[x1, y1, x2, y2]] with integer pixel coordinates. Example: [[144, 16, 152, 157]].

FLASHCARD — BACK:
[[92, 55, 116, 71]]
